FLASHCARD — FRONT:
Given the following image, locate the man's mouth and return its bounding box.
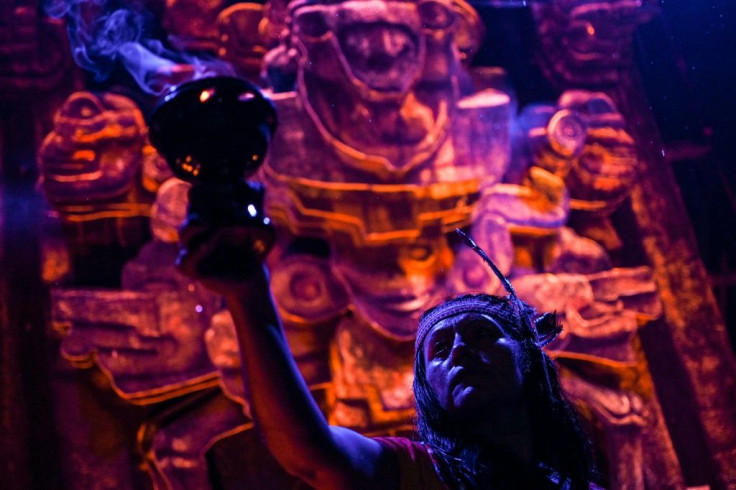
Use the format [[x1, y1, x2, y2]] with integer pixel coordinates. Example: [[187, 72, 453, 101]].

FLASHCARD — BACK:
[[450, 366, 489, 389]]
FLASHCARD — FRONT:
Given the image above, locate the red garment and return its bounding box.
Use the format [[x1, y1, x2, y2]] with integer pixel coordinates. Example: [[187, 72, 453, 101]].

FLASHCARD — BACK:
[[375, 436, 603, 489], [374, 437, 449, 490]]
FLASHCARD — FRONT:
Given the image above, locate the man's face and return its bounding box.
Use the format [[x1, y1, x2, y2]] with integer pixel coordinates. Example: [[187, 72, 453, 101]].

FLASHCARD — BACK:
[[423, 311, 525, 417]]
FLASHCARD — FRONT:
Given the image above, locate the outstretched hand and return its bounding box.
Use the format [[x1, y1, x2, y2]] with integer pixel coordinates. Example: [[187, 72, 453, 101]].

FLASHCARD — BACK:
[[176, 217, 392, 490], [177, 220, 270, 297]]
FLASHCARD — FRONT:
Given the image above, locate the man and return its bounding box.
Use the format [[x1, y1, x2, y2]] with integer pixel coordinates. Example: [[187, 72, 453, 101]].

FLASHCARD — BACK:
[[179, 227, 595, 489]]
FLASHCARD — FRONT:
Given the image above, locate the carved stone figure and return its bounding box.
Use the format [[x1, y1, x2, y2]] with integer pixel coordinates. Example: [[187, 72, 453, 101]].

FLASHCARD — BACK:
[[531, 0, 659, 88], [0, 4, 71, 93], [515, 90, 639, 249], [163, 0, 229, 51], [255, 1, 683, 486], [514, 269, 683, 488], [49, 177, 246, 488], [217, 3, 277, 81], [39, 92, 146, 203], [260, 0, 518, 430], [38, 91, 169, 253], [163, 0, 279, 82], [138, 389, 250, 488]]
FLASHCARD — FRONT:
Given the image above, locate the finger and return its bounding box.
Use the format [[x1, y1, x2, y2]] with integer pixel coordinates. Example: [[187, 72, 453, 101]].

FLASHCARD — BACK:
[[177, 229, 221, 278], [214, 226, 254, 247], [177, 226, 256, 279]]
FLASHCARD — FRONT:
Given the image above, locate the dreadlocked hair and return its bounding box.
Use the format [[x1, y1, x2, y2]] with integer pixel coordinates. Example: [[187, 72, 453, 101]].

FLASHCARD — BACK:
[[413, 293, 595, 489]]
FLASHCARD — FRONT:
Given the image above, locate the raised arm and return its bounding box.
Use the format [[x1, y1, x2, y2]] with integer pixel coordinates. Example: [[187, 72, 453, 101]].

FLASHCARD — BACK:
[[178, 227, 397, 489]]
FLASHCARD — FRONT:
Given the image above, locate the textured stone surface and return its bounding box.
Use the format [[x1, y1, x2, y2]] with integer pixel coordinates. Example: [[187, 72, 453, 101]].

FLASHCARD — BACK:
[[27, 0, 729, 487], [613, 72, 736, 488]]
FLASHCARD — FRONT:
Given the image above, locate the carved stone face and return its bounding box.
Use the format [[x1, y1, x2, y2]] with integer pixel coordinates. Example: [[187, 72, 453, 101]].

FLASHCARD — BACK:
[[0, 7, 70, 92], [532, 0, 658, 87], [38, 92, 146, 204], [332, 239, 452, 340], [163, 0, 229, 50], [289, 0, 463, 177]]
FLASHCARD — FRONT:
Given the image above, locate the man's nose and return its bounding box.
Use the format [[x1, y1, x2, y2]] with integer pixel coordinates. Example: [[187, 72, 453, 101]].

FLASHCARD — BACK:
[[449, 333, 472, 364]]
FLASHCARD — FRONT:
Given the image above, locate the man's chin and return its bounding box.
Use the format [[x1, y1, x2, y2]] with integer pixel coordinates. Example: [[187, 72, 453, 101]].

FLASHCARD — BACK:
[[450, 385, 493, 417]]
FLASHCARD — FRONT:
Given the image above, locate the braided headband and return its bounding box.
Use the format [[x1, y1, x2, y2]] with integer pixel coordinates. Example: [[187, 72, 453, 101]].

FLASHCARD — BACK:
[[415, 229, 562, 351], [416, 296, 513, 350]]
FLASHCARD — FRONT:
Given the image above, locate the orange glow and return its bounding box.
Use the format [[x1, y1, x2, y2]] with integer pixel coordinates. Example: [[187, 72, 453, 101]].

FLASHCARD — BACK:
[[200, 88, 214, 103], [70, 149, 96, 161]]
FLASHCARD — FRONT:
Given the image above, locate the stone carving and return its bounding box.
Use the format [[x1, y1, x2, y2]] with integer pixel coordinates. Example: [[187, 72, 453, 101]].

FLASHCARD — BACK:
[[0, 3, 71, 93], [561, 375, 648, 488], [217, 3, 270, 81], [513, 269, 669, 488], [50, 178, 219, 402], [261, 0, 551, 431], [513, 269, 658, 362], [148, 178, 191, 244], [163, 0, 229, 52], [39, 92, 146, 203], [531, 0, 659, 88], [518, 91, 638, 213], [38, 91, 167, 203], [163, 0, 280, 82], [38, 91, 169, 254], [41, 0, 685, 486], [256, 1, 681, 485], [138, 389, 250, 488], [266, 0, 488, 181], [49, 178, 251, 488], [257, 9, 669, 481], [52, 288, 218, 402], [515, 90, 639, 249]]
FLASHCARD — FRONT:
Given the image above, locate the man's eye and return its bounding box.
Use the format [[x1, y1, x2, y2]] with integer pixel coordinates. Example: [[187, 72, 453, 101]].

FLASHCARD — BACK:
[[433, 342, 449, 356], [476, 325, 500, 341]]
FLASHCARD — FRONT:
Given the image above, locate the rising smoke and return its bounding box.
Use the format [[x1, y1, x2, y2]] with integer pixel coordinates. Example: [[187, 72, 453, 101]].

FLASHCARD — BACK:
[[44, 0, 235, 94]]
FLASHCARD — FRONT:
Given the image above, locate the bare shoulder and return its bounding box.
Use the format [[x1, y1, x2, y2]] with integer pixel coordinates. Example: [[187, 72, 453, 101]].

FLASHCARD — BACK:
[[319, 426, 399, 490]]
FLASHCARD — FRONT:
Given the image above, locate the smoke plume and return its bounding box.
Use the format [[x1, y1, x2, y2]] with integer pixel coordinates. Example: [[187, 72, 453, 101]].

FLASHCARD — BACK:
[[44, 0, 234, 94]]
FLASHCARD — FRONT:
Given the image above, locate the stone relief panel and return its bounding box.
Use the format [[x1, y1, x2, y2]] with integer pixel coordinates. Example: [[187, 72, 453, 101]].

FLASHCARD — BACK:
[[38, 0, 687, 488], [38, 91, 169, 259]]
